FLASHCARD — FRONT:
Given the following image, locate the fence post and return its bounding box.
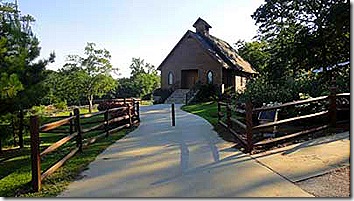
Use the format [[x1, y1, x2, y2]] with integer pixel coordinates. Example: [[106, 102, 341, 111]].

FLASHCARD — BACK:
[[128, 104, 133, 127], [226, 104, 232, 130], [132, 98, 136, 121], [124, 98, 126, 105], [74, 108, 82, 152], [18, 109, 24, 148], [328, 80, 337, 133], [69, 112, 73, 135], [29, 115, 41, 192], [245, 101, 253, 153], [136, 101, 140, 122], [171, 103, 176, 126], [104, 110, 109, 137]]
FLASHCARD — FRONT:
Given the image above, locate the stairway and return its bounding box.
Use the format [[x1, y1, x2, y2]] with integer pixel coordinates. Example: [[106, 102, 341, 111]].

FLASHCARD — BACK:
[[164, 89, 190, 104]]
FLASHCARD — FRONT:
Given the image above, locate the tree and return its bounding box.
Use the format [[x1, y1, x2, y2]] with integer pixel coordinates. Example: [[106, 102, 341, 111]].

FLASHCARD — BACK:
[[132, 72, 160, 98], [63, 43, 116, 113], [115, 57, 160, 99], [0, 72, 23, 99], [236, 0, 349, 106], [0, 1, 55, 114], [115, 77, 138, 98], [42, 70, 83, 106], [252, 0, 349, 81], [129, 57, 146, 77], [234, 40, 270, 75]]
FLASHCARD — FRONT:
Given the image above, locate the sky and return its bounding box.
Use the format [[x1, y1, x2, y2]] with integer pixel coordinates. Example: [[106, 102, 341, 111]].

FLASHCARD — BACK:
[[18, 0, 265, 78]]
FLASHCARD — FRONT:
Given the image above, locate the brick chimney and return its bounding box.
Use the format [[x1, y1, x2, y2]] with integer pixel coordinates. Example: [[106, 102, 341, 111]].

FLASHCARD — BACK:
[[193, 17, 212, 36]]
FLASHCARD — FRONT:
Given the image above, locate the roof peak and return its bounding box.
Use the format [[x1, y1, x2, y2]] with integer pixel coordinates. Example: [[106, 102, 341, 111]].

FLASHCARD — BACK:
[[193, 17, 211, 35], [193, 17, 212, 28]]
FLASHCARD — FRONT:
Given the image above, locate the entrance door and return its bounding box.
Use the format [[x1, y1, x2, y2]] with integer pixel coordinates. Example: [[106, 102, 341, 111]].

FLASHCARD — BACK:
[[181, 69, 198, 89]]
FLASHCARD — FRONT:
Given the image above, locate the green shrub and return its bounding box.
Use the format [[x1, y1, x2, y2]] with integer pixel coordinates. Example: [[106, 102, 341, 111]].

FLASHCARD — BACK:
[[152, 88, 173, 104], [142, 93, 152, 100], [238, 77, 299, 108], [54, 100, 68, 111], [193, 84, 219, 103], [29, 105, 46, 116], [236, 73, 342, 120]]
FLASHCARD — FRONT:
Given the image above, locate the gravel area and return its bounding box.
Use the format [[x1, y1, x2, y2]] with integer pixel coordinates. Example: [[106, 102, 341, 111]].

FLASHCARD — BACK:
[[296, 166, 350, 197]]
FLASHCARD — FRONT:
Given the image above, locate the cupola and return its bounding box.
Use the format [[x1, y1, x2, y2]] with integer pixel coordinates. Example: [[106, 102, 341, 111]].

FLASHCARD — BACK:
[[193, 17, 212, 36]]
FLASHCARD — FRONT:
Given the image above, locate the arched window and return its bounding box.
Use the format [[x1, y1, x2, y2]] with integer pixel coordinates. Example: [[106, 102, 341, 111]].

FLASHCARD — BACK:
[[207, 71, 213, 84], [168, 72, 173, 85]]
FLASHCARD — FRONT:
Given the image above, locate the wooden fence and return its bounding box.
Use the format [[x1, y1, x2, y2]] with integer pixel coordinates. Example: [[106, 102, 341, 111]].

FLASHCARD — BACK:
[[29, 99, 140, 192], [218, 89, 350, 153], [94, 98, 142, 104]]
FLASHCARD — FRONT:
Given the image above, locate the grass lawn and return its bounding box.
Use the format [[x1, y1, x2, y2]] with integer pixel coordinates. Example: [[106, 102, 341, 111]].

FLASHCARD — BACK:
[[140, 100, 153, 106], [181, 101, 243, 126], [0, 114, 136, 197], [181, 101, 244, 143], [181, 101, 219, 126], [54, 108, 99, 116]]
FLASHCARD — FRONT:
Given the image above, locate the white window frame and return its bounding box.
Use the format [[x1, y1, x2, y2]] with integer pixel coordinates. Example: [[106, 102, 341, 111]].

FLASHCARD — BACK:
[[168, 72, 173, 85], [207, 71, 213, 84]]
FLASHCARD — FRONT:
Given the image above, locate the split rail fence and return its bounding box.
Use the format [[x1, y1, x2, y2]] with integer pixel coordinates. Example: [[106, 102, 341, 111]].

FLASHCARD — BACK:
[[29, 99, 140, 192], [218, 87, 350, 153]]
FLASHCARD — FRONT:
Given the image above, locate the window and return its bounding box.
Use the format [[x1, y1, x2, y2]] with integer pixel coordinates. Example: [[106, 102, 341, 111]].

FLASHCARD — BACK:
[[207, 71, 213, 84], [168, 72, 173, 85]]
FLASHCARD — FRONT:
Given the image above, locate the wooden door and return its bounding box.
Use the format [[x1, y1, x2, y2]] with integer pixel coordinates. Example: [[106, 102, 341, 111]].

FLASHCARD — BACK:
[[181, 70, 198, 89]]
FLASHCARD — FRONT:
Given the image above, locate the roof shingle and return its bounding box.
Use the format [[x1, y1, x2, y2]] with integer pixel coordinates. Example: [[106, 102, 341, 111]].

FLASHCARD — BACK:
[[192, 32, 258, 74], [157, 26, 257, 75]]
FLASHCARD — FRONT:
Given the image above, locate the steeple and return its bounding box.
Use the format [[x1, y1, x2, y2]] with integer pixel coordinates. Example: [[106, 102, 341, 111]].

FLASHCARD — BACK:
[[193, 17, 212, 36]]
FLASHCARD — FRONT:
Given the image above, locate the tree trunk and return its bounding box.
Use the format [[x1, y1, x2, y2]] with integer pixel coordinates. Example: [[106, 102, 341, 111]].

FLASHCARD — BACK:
[[18, 109, 24, 148], [88, 95, 93, 113]]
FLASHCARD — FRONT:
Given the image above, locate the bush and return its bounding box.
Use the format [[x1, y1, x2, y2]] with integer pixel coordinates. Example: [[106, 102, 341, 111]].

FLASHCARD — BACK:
[[152, 88, 173, 104], [236, 76, 306, 108], [193, 84, 219, 103], [54, 100, 68, 111], [142, 93, 152, 100], [236, 74, 335, 120], [30, 105, 46, 116]]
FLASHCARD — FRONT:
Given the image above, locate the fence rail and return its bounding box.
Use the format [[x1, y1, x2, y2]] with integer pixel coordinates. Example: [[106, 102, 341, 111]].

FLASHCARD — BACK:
[[29, 99, 140, 192], [94, 98, 141, 104], [252, 95, 328, 112], [218, 88, 349, 153], [252, 110, 328, 130], [39, 116, 75, 132]]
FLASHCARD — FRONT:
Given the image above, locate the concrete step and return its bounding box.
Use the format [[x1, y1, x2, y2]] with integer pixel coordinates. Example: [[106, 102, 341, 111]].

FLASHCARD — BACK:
[[164, 89, 190, 104]]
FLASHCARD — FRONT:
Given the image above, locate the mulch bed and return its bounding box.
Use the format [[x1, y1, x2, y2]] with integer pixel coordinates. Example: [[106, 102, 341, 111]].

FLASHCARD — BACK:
[[296, 165, 350, 197]]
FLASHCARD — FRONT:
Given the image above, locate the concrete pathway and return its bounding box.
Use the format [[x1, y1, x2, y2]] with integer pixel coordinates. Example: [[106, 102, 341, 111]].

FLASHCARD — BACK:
[[59, 104, 311, 197]]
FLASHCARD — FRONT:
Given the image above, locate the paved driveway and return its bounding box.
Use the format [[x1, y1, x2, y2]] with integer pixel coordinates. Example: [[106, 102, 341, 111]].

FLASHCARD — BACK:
[[59, 104, 311, 197]]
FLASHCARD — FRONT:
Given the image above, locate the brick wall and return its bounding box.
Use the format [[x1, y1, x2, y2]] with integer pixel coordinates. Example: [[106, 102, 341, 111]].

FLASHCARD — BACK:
[[160, 36, 223, 90]]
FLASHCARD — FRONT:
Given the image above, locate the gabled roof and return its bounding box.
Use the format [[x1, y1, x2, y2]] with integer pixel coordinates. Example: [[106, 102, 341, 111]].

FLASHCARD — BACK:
[[193, 17, 212, 29], [157, 30, 258, 75], [203, 34, 258, 74]]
